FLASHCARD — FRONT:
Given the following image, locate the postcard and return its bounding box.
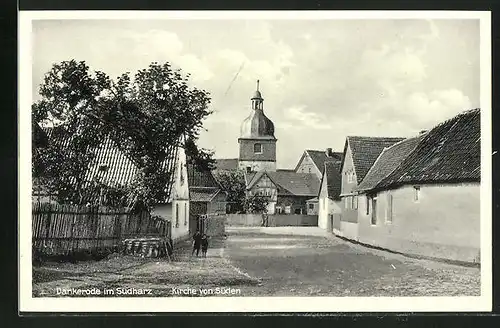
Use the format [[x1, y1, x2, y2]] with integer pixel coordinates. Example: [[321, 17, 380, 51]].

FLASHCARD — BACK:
[[19, 10, 492, 313]]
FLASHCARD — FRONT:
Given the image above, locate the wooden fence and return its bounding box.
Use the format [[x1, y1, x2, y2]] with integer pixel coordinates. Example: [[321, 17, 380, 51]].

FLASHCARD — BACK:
[[32, 202, 171, 256]]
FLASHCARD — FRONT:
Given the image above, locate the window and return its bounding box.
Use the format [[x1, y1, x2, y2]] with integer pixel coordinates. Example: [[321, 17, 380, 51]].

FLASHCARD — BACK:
[[285, 206, 291, 214], [386, 193, 393, 223], [308, 203, 314, 210], [414, 186, 420, 202], [308, 167, 312, 173], [353, 196, 358, 210], [175, 204, 179, 228], [346, 171, 355, 183], [344, 196, 350, 209], [184, 203, 188, 226], [254, 143, 262, 154], [366, 196, 370, 215], [371, 196, 377, 225], [246, 167, 252, 173]]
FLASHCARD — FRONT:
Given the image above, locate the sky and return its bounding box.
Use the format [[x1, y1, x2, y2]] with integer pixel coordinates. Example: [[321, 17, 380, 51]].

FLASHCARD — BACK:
[[32, 18, 480, 169]]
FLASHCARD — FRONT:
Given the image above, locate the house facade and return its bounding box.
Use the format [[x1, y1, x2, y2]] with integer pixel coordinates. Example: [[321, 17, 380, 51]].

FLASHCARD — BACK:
[[152, 145, 190, 242], [246, 171, 320, 215], [317, 161, 342, 233], [36, 126, 191, 242], [355, 109, 480, 263], [339, 136, 404, 240], [294, 149, 343, 179], [306, 197, 319, 215], [187, 162, 227, 235]]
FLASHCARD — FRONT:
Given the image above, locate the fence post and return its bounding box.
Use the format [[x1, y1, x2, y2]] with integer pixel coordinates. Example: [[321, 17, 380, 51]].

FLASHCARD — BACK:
[[45, 203, 52, 243]]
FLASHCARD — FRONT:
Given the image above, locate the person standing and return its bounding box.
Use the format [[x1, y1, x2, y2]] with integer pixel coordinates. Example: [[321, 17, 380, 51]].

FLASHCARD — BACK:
[[201, 234, 209, 258], [192, 231, 202, 257], [261, 211, 269, 227]]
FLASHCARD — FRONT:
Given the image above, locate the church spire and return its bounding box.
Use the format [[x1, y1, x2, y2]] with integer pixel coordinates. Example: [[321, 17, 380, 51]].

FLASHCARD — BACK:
[[251, 79, 263, 110]]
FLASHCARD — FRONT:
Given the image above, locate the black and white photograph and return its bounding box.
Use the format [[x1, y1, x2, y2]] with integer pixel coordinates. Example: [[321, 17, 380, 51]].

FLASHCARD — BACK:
[[19, 11, 492, 312]]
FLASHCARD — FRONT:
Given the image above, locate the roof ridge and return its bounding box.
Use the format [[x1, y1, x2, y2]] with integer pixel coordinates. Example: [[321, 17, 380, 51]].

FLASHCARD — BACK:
[[417, 108, 480, 136], [374, 108, 480, 189], [358, 135, 423, 193], [347, 135, 406, 140]]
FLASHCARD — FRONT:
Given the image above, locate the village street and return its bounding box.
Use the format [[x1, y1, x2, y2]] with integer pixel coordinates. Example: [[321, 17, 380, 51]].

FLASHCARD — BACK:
[[33, 227, 479, 297]]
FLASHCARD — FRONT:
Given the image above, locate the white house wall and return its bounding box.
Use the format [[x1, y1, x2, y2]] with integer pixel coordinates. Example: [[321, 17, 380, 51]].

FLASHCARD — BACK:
[[171, 145, 190, 241], [357, 183, 480, 262], [296, 152, 322, 178]]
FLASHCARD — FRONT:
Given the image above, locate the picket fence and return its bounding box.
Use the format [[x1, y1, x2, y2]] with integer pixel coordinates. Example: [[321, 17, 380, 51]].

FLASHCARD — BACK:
[[32, 202, 171, 256]]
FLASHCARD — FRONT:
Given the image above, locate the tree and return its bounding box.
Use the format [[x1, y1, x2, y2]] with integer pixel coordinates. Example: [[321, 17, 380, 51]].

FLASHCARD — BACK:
[[244, 195, 270, 214], [213, 170, 247, 213], [33, 60, 214, 208]]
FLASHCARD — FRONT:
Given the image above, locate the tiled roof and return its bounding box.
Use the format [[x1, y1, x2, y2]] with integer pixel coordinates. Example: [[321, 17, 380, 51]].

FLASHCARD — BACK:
[[346, 136, 405, 183], [187, 161, 223, 202], [376, 108, 480, 189], [187, 162, 221, 188], [356, 135, 423, 193], [190, 188, 220, 202], [214, 158, 239, 171], [245, 171, 258, 186], [42, 126, 178, 203], [248, 171, 320, 197], [324, 161, 342, 200], [306, 150, 343, 171]]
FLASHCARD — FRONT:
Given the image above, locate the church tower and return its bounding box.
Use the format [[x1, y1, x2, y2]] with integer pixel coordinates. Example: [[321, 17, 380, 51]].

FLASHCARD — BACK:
[[238, 80, 277, 172]]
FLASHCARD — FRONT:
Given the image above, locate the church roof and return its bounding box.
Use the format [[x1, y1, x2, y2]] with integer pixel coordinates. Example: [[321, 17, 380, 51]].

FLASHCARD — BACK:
[[239, 109, 276, 140], [239, 81, 275, 140], [252, 90, 262, 99]]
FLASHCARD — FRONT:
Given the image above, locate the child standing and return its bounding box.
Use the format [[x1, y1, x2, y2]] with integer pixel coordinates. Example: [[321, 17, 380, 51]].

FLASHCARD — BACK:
[[201, 234, 209, 258]]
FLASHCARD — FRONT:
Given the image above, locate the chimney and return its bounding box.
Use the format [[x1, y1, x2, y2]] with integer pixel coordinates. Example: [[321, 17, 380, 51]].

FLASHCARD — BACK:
[[325, 148, 333, 157]]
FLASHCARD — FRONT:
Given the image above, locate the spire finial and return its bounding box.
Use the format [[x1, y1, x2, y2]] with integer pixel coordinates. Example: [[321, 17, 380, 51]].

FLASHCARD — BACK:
[[256, 79, 260, 91]]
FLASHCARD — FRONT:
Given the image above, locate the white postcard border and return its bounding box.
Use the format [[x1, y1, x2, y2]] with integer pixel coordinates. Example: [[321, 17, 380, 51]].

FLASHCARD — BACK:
[[18, 10, 492, 313]]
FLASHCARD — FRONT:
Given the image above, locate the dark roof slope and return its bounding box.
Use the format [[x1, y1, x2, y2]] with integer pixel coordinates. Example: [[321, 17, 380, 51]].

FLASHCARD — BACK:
[[377, 108, 480, 189], [306, 150, 343, 172], [187, 162, 222, 202], [187, 162, 220, 188], [214, 158, 239, 171], [42, 126, 178, 203], [356, 135, 423, 193], [346, 136, 405, 183], [248, 171, 320, 197], [324, 161, 342, 200]]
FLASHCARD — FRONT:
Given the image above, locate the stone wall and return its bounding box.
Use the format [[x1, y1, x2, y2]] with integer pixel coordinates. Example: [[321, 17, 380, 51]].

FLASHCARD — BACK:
[[226, 214, 318, 227]]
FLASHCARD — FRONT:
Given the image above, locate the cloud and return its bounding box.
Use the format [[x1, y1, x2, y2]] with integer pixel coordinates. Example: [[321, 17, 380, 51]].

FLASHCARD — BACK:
[[355, 45, 427, 89], [283, 106, 332, 130], [32, 19, 480, 168], [404, 89, 472, 126]]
